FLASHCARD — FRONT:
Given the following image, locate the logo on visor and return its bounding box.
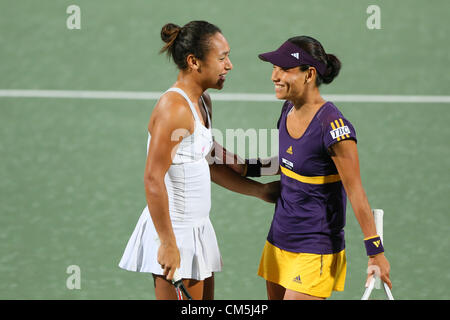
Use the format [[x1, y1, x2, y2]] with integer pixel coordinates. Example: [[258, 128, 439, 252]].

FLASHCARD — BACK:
[[291, 52, 300, 60]]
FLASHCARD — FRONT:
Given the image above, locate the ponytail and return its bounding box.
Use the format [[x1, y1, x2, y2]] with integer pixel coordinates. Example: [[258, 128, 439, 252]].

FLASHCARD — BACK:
[[288, 36, 341, 86], [159, 21, 221, 70], [322, 53, 341, 84], [160, 23, 181, 55]]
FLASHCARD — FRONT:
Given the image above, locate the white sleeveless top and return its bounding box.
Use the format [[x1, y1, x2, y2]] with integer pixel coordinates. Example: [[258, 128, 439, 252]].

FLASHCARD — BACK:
[[148, 87, 213, 164], [149, 87, 214, 223], [118, 88, 222, 280]]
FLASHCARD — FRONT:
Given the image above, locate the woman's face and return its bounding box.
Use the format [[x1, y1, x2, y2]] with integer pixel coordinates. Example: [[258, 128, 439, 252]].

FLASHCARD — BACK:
[[271, 65, 308, 101], [200, 32, 233, 90]]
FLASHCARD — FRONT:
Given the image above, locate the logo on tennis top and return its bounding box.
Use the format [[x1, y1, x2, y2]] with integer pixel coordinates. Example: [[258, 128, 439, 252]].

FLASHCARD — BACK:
[[291, 52, 300, 59], [330, 126, 350, 140], [293, 275, 302, 284], [373, 240, 381, 248], [330, 119, 351, 141], [286, 145, 293, 155], [281, 158, 294, 170]]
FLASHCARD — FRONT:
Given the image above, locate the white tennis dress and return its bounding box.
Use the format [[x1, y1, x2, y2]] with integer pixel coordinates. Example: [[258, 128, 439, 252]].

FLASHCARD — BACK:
[[118, 87, 222, 280]]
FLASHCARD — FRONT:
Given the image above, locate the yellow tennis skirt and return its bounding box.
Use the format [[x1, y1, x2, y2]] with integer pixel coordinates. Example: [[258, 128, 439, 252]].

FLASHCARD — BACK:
[[257, 241, 347, 298]]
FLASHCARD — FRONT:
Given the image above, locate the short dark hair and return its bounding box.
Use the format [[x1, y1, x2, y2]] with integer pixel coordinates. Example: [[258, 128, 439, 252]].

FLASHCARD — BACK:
[[288, 36, 341, 86], [160, 21, 222, 70]]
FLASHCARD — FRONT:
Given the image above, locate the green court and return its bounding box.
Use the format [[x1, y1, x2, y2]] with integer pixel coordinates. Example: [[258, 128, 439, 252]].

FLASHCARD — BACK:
[[0, 0, 449, 300]]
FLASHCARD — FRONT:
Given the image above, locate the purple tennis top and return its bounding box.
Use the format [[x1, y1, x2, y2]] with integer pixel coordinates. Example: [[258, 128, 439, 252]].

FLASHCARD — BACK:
[[267, 100, 357, 254]]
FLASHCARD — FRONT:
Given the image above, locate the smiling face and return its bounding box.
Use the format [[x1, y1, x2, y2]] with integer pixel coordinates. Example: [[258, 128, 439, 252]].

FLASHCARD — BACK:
[[271, 65, 310, 101], [199, 32, 233, 90]]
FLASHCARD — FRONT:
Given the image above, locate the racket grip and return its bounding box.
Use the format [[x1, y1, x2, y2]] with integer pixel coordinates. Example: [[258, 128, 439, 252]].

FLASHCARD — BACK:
[[372, 209, 384, 289], [372, 209, 384, 243], [172, 269, 182, 283]]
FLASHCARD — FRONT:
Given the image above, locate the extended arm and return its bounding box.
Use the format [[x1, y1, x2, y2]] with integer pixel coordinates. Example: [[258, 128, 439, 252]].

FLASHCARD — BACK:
[[210, 141, 280, 176], [202, 92, 279, 202], [331, 139, 392, 289], [209, 159, 280, 203]]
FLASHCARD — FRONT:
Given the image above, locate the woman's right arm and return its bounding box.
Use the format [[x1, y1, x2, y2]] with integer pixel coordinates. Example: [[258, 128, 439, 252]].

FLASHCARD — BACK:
[[213, 141, 280, 176], [144, 95, 192, 280]]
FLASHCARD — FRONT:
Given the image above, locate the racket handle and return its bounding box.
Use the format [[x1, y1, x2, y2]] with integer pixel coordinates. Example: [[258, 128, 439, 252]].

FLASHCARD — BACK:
[[372, 209, 384, 243], [172, 270, 193, 300], [154, 236, 191, 300], [172, 269, 182, 283], [372, 209, 384, 289]]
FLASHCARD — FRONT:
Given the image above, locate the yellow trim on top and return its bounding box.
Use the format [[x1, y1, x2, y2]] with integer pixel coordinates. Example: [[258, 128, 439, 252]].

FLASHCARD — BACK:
[[280, 166, 341, 185], [330, 121, 340, 141], [333, 120, 342, 141], [364, 235, 380, 241], [339, 118, 350, 139]]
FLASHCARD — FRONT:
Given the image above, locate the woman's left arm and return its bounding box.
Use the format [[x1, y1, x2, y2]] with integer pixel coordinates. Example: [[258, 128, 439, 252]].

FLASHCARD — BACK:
[[330, 140, 376, 237], [330, 140, 392, 289]]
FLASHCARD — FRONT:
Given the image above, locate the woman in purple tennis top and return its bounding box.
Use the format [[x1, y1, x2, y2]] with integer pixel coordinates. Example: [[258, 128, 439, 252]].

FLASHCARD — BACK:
[[236, 36, 392, 299]]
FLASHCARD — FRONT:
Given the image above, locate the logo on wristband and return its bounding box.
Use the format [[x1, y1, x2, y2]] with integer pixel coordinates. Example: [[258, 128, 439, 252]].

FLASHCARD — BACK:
[[364, 236, 384, 256]]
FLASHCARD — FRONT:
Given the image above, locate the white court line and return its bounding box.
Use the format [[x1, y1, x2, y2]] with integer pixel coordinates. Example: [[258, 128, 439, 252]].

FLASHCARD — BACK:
[[0, 89, 449, 103]]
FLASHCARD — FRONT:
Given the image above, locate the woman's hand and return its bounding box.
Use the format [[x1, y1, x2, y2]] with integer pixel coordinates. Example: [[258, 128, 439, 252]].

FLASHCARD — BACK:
[[367, 253, 392, 289], [157, 240, 180, 281]]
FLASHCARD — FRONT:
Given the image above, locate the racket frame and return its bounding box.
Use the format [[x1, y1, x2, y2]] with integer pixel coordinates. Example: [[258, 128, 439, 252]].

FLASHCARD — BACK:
[[362, 275, 394, 300]]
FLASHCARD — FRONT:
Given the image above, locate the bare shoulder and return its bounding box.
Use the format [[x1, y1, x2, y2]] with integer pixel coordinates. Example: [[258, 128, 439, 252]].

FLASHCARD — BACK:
[[149, 92, 193, 134]]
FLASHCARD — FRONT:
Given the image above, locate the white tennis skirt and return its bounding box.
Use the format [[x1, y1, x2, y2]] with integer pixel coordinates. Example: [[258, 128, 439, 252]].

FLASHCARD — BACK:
[[118, 207, 222, 281]]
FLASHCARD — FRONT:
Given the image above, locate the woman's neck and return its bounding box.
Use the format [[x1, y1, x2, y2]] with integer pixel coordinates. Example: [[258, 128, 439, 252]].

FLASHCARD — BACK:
[[173, 71, 204, 102], [291, 86, 325, 113]]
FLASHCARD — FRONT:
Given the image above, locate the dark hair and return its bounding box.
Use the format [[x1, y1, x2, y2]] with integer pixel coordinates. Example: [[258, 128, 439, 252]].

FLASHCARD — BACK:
[[287, 36, 341, 86], [160, 21, 222, 70]]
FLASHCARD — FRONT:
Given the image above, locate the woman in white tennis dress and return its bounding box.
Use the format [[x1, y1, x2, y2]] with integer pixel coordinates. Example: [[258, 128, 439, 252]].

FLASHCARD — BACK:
[[119, 21, 280, 300], [118, 87, 221, 280]]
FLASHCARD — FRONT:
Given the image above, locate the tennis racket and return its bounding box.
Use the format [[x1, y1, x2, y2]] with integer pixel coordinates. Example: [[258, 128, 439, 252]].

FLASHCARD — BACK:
[[172, 269, 192, 300], [155, 237, 192, 300], [361, 209, 394, 300], [362, 274, 394, 300]]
